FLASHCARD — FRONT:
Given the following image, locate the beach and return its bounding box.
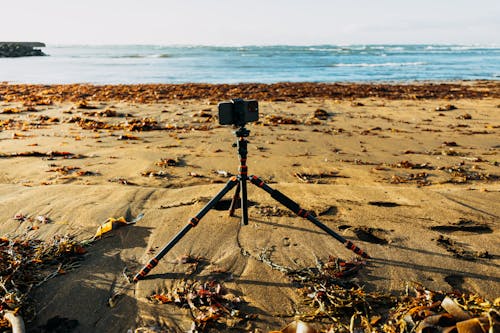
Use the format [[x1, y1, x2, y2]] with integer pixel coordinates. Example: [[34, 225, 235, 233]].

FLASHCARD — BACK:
[[0, 81, 499, 332]]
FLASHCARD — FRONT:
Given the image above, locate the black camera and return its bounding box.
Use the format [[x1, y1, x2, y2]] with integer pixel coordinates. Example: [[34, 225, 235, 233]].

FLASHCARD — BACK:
[[218, 98, 259, 126]]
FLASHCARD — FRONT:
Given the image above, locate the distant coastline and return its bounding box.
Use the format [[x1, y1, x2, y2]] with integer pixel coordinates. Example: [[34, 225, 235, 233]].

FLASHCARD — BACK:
[[0, 42, 46, 57]]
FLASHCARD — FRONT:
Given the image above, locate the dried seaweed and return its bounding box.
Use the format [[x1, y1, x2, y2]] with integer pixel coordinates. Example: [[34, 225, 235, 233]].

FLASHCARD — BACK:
[[382, 283, 499, 333], [390, 160, 434, 170], [253, 205, 295, 217], [254, 248, 499, 332], [313, 109, 329, 120], [264, 115, 301, 126], [1, 83, 497, 104], [0, 235, 86, 328], [440, 165, 499, 184], [149, 279, 254, 331], [0, 151, 85, 160], [73, 117, 161, 132], [389, 172, 431, 186], [294, 171, 346, 183]]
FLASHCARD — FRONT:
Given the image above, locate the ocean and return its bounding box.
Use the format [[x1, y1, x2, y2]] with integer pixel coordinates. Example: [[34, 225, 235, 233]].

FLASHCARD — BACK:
[[1, 44, 499, 84]]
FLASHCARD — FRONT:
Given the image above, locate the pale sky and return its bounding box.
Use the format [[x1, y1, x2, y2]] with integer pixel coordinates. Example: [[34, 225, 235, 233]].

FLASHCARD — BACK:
[[1, 0, 499, 45]]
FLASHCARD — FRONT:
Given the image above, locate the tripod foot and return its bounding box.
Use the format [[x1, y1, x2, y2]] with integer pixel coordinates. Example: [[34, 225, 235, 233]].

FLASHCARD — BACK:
[[249, 175, 370, 259]]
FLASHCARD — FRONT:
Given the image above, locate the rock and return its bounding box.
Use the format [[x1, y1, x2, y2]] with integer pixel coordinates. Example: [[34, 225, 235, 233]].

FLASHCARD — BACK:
[[0, 42, 47, 57]]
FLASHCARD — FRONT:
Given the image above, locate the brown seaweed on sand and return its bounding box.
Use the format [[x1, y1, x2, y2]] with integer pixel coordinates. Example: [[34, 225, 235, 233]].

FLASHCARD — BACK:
[[294, 171, 346, 184], [390, 172, 431, 186], [0, 151, 85, 159], [1, 82, 498, 104], [440, 164, 499, 184], [256, 247, 499, 332], [149, 279, 254, 331], [0, 235, 86, 329]]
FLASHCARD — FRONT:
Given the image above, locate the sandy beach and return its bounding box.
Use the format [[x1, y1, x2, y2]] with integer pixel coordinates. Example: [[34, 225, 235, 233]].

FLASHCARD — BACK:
[[0, 82, 499, 332]]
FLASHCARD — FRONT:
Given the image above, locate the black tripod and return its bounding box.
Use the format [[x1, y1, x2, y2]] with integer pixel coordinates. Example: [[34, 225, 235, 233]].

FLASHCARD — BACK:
[[133, 125, 369, 282]]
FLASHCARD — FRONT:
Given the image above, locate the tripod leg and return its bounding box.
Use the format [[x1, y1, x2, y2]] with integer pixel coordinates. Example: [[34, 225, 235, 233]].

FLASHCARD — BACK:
[[249, 175, 370, 259], [228, 179, 249, 225], [240, 176, 249, 225], [228, 183, 241, 216], [133, 177, 239, 282]]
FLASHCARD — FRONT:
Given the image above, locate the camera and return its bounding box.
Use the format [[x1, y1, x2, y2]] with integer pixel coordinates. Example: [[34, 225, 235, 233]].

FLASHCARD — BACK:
[[218, 98, 259, 126]]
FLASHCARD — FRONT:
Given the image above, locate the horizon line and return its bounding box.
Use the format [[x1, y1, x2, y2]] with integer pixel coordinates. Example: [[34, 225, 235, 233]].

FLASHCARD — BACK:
[[37, 42, 500, 48]]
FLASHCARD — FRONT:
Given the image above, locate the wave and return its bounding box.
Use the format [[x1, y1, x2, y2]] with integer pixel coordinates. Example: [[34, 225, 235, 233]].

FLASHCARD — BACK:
[[332, 62, 425, 68], [110, 54, 172, 59]]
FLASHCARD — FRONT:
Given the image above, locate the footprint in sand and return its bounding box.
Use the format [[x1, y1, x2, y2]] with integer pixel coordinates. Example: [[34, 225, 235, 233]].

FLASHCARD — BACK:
[[435, 235, 491, 260], [430, 219, 493, 234], [444, 274, 466, 291], [368, 201, 402, 207], [352, 226, 390, 245]]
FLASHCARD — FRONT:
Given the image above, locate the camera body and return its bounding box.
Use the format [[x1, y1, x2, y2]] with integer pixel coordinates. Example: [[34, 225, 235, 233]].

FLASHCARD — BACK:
[[218, 98, 259, 126]]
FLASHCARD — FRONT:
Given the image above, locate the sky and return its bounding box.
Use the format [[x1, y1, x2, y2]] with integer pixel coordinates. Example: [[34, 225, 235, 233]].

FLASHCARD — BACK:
[[1, 0, 499, 45]]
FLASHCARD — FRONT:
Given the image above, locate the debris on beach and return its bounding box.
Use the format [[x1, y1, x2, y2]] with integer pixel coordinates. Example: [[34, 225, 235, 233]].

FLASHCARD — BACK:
[[107, 177, 137, 185], [389, 172, 431, 186], [390, 160, 434, 170], [382, 284, 499, 333], [1, 83, 497, 104], [270, 320, 317, 333], [71, 117, 161, 132], [440, 164, 499, 184], [255, 248, 499, 332], [264, 115, 301, 126], [436, 104, 458, 111], [313, 109, 329, 120], [75, 100, 98, 110], [0, 235, 87, 329], [1, 107, 22, 114], [117, 134, 139, 140], [0, 151, 84, 160], [294, 171, 346, 184], [141, 169, 170, 179], [156, 157, 179, 167], [435, 235, 490, 260], [82, 109, 124, 117], [94, 213, 144, 239], [149, 279, 254, 331]]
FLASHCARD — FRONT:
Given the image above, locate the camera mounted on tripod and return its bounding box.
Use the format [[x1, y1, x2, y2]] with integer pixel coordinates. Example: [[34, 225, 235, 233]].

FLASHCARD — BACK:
[[218, 98, 259, 127]]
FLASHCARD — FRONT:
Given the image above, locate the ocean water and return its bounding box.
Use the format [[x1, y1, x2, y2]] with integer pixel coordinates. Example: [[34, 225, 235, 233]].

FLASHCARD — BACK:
[[0, 44, 499, 84]]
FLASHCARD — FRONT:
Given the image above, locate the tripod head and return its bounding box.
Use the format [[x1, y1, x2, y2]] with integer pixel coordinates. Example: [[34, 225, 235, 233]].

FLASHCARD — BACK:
[[234, 125, 250, 138], [232, 126, 250, 162]]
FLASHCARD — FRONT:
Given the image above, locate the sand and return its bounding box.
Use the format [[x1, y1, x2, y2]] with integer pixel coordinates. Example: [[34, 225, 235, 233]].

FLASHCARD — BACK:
[[0, 82, 499, 332]]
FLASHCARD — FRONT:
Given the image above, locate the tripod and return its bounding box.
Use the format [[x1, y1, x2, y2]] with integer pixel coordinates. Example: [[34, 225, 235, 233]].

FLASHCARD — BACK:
[[133, 125, 369, 282]]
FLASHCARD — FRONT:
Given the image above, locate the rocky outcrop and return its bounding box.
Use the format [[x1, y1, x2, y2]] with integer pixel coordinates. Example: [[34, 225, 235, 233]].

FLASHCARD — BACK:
[[0, 42, 46, 57]]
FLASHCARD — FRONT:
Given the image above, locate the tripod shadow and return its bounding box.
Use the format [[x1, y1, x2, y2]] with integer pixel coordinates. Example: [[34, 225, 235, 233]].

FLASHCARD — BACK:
[[387, 243, 500, 269], [369, 256, 500, 283], [356, 240, 500, 293], [249, 216, 327, 236], [147, 271, 294, 289]]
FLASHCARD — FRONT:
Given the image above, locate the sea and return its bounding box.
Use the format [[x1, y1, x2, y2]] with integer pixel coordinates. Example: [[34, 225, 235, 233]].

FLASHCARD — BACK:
[[1, 44, 499, 84]]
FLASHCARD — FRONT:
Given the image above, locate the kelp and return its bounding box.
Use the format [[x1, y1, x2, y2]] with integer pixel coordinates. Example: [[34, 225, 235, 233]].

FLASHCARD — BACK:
[[0, 235, 86, 329], [149, 279, 254, 332], [1, 83, 498, 104], [256, 249, 498, 333]]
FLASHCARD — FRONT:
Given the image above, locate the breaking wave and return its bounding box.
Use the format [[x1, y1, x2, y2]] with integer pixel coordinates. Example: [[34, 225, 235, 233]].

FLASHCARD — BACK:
[[333, 62, 425, 68]]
